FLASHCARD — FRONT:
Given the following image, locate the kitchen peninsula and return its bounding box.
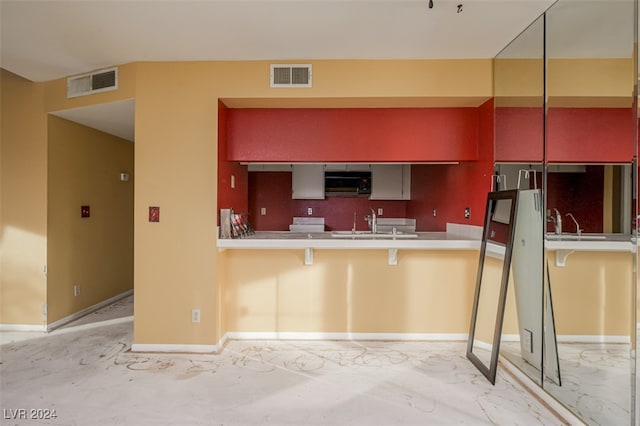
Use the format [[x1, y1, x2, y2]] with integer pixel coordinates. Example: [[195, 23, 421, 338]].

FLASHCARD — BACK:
[[218, 225, 482, 265], [217, 222, 635, 343], [217, 224, 484, 340]]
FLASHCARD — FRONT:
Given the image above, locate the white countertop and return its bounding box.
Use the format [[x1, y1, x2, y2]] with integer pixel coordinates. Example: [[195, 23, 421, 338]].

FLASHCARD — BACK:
[[217, 231, 481, 250], [544, 234, 636, 253], [217, 231, 637, 253]]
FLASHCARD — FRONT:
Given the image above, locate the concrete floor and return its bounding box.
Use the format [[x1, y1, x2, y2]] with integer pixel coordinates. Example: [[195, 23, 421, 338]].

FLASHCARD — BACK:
[[1, 296, 567, 425]]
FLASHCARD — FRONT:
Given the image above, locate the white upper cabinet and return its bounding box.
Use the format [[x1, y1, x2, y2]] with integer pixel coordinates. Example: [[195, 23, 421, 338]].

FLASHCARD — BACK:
[[370, 164, 411, 200], [292, 164, 325, 199]]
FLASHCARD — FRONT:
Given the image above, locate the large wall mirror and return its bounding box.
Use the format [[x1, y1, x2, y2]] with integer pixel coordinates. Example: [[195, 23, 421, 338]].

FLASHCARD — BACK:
[[544, 1, 636, 425], [490, 1, 638, 424], [493, 12, 547, 389]]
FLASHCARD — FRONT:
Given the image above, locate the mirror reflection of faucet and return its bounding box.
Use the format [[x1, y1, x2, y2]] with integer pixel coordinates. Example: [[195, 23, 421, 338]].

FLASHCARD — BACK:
[[565, 213, 582, 236], [547, 208, 562, 235], [553, 208, 562, 235]]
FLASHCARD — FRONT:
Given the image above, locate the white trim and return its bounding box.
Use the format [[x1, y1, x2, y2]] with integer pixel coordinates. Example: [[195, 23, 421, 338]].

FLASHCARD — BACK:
[[131, 343, 218, 354], [0, 324, 46, 332], [224, 331, 468, 342], [555, 334, 630, 344], [47, 289, 133, 332], [53, 316, 133, 334], [217, 332, 229, 349], [501, 356, 586, 426]]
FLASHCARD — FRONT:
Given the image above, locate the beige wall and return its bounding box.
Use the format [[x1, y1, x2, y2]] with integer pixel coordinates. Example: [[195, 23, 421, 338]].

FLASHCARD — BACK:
[[222, 249, 479, 334], [547, 58, 634, 107], [2, 60, 632, 345], [130, 59, 492, 346], [548, 251, 633, 337], [3, 59, 493, 340], [0, 69, 48, 326], [494, 58, 634, 107], [47, 116, 134, 323]]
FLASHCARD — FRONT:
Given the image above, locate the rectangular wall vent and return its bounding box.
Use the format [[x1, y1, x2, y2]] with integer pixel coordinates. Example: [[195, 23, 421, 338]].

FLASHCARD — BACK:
[[67, 67, 118, 98], [270, 64, 312, 88]]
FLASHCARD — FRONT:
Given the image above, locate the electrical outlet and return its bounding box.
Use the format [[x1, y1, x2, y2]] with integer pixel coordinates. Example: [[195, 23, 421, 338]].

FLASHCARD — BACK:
[[191, 309, 201, 323], [377, 208, 383, 216], [433, 208, 437, 217], [464, 207, 471, 219], [73, 284, 80, 297], [307, 207, 313, 215]]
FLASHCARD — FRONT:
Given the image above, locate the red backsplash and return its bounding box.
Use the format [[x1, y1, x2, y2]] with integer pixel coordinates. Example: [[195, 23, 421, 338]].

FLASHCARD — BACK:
[[546, 166, 605, 233], [248, 172, 408, 231]]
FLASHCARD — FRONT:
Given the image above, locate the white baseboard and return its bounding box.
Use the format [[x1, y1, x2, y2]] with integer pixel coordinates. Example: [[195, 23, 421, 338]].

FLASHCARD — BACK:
[[224, 331, 469, 342], [47, 289, 133, 332], [0, 324, 46, 332], [555, 334, 630, 344], [131, 343, 218, 354]]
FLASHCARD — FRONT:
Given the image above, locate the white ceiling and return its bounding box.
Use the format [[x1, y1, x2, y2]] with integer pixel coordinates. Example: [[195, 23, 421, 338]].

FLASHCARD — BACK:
[[1, 0, 634, 141], [50, 99, 135, 141]]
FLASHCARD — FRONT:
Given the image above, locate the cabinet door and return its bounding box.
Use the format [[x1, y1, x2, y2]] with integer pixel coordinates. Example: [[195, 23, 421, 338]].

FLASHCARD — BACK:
[[370, 164, 411, 200], [292, 164, 325, 199]]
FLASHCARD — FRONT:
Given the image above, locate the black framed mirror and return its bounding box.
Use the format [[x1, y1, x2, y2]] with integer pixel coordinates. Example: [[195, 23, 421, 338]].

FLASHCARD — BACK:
[[467, 189, 519, 385]]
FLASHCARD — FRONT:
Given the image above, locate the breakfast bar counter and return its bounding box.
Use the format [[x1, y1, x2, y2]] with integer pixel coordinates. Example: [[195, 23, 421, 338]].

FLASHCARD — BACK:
[[217, 231, 482, 251]]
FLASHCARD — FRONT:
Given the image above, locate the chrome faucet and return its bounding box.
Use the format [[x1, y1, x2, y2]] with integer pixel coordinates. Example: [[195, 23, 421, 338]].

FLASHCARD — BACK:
[[566, 213, 582, 236], [367, 208, 377, 234], [553, 208, 562, 235], [352, 211, 357, 234]]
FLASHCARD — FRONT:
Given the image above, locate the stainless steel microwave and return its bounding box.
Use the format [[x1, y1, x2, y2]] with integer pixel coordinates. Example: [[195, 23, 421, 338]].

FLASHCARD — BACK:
[[324, 171, 371, 197]]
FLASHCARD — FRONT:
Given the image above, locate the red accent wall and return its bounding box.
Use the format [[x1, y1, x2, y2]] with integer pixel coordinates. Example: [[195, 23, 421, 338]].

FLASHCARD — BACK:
[[407, 100, 495, 231], [495, 107, 544, 162], [495, 107, 634, 163], [546, 166, 604, 233], [228, 108, 479, 162], [218, 101, 249, 223], [547, 108, 635, 162], [248, 172, 408, 231]]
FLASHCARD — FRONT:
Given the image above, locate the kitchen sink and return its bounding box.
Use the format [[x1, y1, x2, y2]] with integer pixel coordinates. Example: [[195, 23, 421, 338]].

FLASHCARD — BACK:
[[331, 231, 418, 239]]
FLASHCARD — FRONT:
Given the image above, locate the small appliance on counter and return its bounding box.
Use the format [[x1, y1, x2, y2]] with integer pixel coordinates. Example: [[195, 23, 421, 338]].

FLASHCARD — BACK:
[[289, 217, 325, 233]]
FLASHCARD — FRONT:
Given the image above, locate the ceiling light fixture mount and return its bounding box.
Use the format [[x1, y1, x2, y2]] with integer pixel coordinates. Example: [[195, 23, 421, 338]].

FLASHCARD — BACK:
[[428, 0, 434, 9], [457, 3, 463, 13]]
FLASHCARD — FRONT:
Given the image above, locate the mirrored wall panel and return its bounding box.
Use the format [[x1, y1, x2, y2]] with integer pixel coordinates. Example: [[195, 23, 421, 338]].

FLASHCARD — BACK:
[[493, 11, 547, 389], [544, 1, 636, 425], [494, 15, 545, 164]]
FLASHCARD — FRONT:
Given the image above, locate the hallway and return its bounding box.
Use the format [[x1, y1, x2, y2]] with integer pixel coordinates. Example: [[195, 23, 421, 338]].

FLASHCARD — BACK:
[[1, 297, 565, 425]]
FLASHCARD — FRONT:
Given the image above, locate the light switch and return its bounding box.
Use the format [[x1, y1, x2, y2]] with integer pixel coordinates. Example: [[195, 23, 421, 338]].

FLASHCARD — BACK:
[[261, 207, 267, 216], [377, 208, 383, 216], [231, 175, 236, 189]]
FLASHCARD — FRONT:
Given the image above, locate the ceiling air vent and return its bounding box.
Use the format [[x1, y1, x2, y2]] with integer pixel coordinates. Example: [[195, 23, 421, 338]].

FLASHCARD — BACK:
[[270, 64, 312, 88], [67, 67, 118, 98]]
